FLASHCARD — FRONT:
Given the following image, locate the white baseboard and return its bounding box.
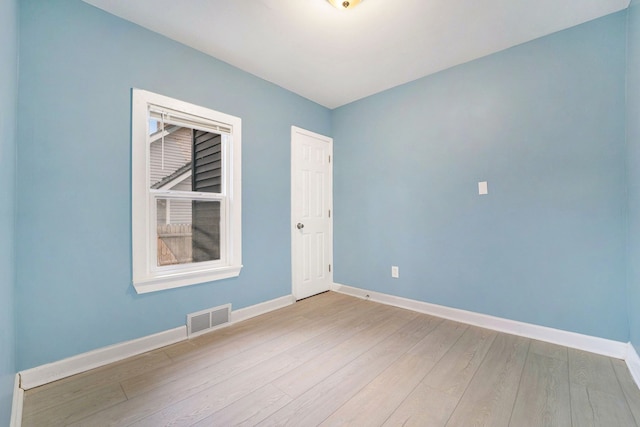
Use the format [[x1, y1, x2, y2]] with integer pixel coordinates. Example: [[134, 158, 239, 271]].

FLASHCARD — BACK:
[[231, 294, 295, 324], [627, 343, 640, 388], [19, 326, 187, 390], [18, 293, 296, 391], [10, 373, 23, 427], [332, 283, 628, 359]]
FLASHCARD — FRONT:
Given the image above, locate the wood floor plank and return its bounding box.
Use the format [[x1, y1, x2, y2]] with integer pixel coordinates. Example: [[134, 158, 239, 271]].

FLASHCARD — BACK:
[[73, 330, 327, 425], [383, 383, 460, 427], [445, 334, 529, 427], [276, 300, 400, 367], [22, 349, 171, 416], [509, 352, 571, 427], [22, 383, 127, 427], [570, 384, 637, 426], [529, 339, 568, 362], [320, 320, 467, 426], [70, 353, 302, 427], [612, 359, 640, 425], [568, 348, 622, 393], [257, 314, 440, 427], [190, 384, 293, 427], [161, 339, 199, 361], [126, 329, 310, 398], [421, 326, 497, 396], [272, 307, 430, 399], [127, 354, 305, 427], [383, 326, 497, 426]]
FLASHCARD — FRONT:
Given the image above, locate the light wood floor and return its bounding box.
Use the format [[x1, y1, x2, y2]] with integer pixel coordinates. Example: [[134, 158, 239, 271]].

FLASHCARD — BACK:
[[22, 291, 640, 426]]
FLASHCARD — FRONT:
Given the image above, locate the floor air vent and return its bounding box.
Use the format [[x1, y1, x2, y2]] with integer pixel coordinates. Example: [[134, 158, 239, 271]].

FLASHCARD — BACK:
[[187, 303, 232, 337]]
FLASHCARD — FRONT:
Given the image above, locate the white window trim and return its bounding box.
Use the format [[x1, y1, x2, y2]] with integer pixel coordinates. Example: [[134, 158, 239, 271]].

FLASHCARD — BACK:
[[132, 89, 242, 294]]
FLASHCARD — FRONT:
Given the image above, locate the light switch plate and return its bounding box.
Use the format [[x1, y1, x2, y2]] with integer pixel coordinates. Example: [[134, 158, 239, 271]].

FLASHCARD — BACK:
[[478, 181, 488, 195]]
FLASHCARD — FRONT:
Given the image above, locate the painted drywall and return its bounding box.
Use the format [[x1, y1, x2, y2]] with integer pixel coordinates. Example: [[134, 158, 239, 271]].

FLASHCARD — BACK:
[[16, 0, 331, 370], [333, 12, 629, 342], [0, 0, 18, 421], [13, 0, 634, 373], [627, 0, 640, 354]]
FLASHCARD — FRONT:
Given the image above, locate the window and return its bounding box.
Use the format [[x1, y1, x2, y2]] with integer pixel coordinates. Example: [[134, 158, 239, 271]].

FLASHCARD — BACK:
[[132, 89, 242, 293]]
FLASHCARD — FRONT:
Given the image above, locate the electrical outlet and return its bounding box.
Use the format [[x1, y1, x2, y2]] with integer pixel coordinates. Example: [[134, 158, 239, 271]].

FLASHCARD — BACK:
[[391, 266, 399, 278]]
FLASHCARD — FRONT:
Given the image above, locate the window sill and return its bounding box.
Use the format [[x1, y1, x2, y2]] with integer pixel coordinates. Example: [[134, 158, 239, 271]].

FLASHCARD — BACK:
[[133, 265, 243, 294]]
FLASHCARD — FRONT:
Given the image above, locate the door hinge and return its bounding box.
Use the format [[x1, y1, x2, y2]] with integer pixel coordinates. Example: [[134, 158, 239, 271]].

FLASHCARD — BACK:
[[328, 155, 331, 163], [328, 209, 331, 218], [329, 264, 331, 272]]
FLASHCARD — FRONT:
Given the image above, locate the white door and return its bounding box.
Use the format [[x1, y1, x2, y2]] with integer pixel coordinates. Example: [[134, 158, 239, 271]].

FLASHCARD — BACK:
[[291, 126, 333, 300]]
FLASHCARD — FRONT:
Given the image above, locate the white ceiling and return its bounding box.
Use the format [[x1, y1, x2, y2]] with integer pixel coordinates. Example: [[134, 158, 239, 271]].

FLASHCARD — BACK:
[[83, 0, 630, 109]]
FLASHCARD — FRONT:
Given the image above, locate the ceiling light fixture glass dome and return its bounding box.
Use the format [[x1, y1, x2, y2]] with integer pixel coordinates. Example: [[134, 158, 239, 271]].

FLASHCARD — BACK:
[[328, 0, 362, 10]]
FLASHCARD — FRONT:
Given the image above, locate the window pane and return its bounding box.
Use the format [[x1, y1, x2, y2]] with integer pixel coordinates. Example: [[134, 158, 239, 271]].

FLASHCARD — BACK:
[[149, 123, 222, 194], [193, 130, 222, 193], [192, 200, 222, 262], [156, 199, 221, 266]]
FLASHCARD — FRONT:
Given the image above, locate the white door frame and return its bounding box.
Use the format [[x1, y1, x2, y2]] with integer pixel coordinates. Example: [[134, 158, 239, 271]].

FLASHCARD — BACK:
[[291, 126, 333, 300]]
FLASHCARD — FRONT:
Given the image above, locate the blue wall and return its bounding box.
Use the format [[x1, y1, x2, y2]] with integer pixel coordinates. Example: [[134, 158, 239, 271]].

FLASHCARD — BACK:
[[12, 0, 637, 375], [16, 0, 331, 370], [627, 0, 640, 355], [0, 0, 18, 421], [332, 12, 629, 342]]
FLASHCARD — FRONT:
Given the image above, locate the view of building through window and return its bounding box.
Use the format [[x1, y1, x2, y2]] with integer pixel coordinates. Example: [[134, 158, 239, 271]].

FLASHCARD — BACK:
[[148, 120, 222, 266]]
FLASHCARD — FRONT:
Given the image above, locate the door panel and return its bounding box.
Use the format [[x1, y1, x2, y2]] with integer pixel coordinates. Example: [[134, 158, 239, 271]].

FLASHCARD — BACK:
[[292, 127, 333, 300]]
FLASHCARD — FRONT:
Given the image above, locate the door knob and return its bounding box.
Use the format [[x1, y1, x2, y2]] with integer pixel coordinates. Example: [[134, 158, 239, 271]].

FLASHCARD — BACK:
[[296, 223, 304, 229]]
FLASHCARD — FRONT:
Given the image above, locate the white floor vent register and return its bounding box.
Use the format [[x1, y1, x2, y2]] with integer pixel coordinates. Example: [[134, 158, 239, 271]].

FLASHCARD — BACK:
[[187, 303, 232, 337]]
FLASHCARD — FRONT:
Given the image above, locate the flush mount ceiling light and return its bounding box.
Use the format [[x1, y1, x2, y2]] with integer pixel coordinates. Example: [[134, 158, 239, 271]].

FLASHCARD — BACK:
[[328, 0, 362, 10]]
